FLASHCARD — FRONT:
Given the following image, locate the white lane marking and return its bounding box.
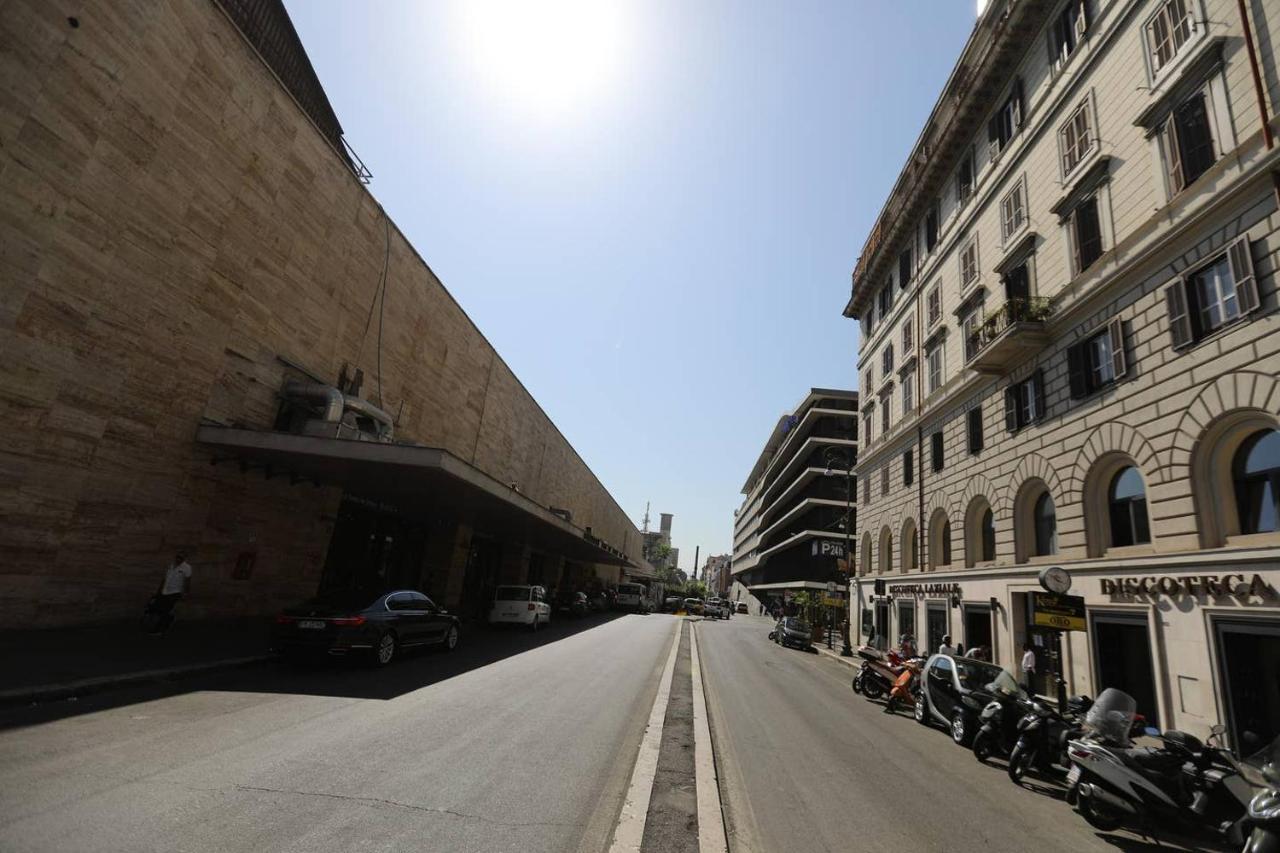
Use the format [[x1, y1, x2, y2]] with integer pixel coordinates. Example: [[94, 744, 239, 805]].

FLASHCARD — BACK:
[[608, 617, 683, 853], [689, 623, 729, 853]]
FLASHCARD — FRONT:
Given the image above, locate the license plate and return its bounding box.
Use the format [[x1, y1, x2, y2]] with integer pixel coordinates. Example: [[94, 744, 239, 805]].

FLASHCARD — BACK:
[[298, 620, 325, 630], [1066, 764, 1081, 784]]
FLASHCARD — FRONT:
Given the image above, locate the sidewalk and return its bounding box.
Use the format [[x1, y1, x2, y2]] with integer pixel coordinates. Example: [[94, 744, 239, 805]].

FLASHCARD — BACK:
[[0, 617, 272, 705]]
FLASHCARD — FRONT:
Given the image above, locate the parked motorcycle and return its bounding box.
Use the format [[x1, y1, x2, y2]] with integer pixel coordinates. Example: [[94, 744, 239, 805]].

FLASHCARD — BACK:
[[883, 657, 925, 714], [1243, 735, 1280, 853], [971, 669, 1030, 764], [852, 645, 905, 700], [1007, 695, 1093, 783], [1066, 688, 1256, 846]]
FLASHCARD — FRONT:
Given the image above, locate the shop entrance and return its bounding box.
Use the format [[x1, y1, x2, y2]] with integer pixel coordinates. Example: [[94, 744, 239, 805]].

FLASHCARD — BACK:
[[873, 601, 890, 649], [1214, 618, 1280, 751], [926, 602, 948, 656], [897, 600, 916, 649], [1092, 612, 1160, 729], [963, 604, 992, 657], [319, 495, 428, 600], [460, 536, 503, 621]]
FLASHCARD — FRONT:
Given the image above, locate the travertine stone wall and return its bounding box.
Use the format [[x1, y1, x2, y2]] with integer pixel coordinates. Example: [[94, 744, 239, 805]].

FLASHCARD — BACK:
[[0, 0, 642, 625]]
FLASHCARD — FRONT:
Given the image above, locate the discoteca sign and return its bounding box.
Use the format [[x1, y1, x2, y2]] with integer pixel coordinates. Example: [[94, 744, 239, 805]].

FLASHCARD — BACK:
[[1100, 573, 1276, 600]]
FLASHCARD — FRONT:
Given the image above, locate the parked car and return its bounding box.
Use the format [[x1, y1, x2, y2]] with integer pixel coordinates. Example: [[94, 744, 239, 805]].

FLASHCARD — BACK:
[[703, 598, 725, 619], [273, 589, 459, 666], [774, 616, 811, 649], [736, 602, 749, 614], [557, 591, 589, 618], [683, 597, 705, 615], [489, 585, 552, 631], [914, 652, 1011, 745], [615, 582, 648, 612], [663, 596, 683, 613]]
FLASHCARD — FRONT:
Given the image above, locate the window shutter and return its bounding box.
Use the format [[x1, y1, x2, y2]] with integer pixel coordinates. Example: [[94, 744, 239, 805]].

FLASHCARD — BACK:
[[1012, 79, 1024, 130], [1034, 370, 1047, 421], [1074, 0, 1089, 39], [1161, 112, 1184, 194], [1004, 387, 1018, 432], [1108, 317, 1127, 379], [1164, 281, 1193, 349], [1067, 342, 1088, 398], [1069, 208, 1082, 275], [1227, 236, 1260, 314]]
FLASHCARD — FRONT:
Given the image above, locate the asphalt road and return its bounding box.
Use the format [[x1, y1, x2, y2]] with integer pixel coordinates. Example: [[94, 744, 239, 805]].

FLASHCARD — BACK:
[[697, 615, 1211, 853], [0, 613, 678, 853]]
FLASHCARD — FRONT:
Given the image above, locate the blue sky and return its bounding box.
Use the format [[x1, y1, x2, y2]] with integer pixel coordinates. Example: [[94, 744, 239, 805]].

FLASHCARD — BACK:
[[285, 1, 976, 569]]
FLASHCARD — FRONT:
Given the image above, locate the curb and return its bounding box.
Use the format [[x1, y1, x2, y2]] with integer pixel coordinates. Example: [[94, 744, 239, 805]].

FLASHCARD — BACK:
[[816, 646, 859, 669], [0, 655, 271, 707]]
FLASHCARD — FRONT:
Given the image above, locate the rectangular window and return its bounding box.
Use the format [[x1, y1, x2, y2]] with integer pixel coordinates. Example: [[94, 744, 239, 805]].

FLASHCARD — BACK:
[[1004, 262, 1030, 303], [902, 370, 914, 414], [882, 344, 895, 376], [925, 201, 940, 253], [1069, 195, 1103, 274], [881, 400, 891, 434], [956, 150, 974, 203], [864, 472, 871, 505], [1001, 182, 1026, 242], [960, 237, 979, 289], [1051, 1, 1089, 69], [1068, 317, 1127, 398], [1004, 371, 1047, 431], [881, 465, 889, 496], [1146, 0, 1194, 75], [963, 309, 982, 362], [864, 365, 874, 396], [901, 319, 913, 354], [899, 248, 913, 289], [1161, 92, 1216, 196], [988, 80, 1024, 157], [878, 284, 893, 317], [927, 343, 944, 394], [863, 412, 874, 445], [903, 449, 913, 487], [927, 286, 942, 327], [1166, 237, 1259, 349], [967, 406, 983, 454], [1059, 99, 1093, 176], [930, 431, 944, 472]]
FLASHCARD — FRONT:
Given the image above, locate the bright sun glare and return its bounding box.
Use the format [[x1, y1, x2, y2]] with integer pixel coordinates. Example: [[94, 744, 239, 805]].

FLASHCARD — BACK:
[[456, 1, 626, 120]]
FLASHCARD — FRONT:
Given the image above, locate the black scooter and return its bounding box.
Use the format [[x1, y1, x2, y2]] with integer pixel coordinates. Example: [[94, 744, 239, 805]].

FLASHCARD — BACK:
[[1007, 695, 1093, 783], [972, 689, 1030, 765], [1244, 735, 1280, 852]]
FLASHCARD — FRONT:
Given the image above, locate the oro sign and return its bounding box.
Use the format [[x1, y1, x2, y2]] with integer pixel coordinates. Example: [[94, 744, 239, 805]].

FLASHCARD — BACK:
[[1029, 592, 1086, 632]]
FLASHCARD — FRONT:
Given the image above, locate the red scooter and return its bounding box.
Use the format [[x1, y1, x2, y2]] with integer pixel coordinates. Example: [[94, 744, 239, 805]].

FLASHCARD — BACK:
[[884, 657, 925, 714]]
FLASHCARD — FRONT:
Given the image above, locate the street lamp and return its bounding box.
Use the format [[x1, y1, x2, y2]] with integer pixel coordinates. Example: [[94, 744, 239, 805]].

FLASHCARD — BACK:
[[824, 446, 856, 656]]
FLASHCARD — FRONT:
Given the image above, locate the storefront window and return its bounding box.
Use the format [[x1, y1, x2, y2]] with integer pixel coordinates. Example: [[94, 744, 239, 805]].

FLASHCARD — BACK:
[[1033, 492, 1057, 556], [1108, 466, 1151, 546], [1234, 429, 1280, 534]]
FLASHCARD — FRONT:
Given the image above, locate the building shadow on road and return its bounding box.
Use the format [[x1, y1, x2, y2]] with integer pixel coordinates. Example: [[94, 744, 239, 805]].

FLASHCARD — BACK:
[[0, 611, 635, 732]]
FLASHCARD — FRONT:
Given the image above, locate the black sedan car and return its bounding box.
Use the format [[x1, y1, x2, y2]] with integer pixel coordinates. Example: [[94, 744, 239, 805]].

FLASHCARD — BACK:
[[273, 589, 459, 666], [915, 653, 1016, 745], [774, 617, 812, 650]]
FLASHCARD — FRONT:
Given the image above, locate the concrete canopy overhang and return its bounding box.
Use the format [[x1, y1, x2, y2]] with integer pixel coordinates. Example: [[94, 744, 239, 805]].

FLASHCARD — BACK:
[[196, 426, 634, 568]]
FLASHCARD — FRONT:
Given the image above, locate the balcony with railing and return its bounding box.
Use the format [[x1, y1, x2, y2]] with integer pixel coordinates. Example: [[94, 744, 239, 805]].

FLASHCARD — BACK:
[[965, 297, 1052, 374]]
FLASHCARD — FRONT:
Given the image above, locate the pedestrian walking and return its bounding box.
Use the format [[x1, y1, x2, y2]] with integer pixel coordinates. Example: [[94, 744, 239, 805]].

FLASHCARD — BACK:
[[146, 552, 192, 634], [1021, 642, 1037, 694]]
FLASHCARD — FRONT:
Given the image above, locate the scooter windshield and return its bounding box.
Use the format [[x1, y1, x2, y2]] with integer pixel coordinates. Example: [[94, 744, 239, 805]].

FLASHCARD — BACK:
[[1240, 734, 1280, 788], [1084, 687, 1137, 744], [985, 668, 1025, 698]]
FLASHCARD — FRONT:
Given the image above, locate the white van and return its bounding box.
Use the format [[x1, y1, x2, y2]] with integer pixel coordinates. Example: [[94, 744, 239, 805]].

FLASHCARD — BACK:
[[488, 585, 552, 630], [615, 582, 647, 612]]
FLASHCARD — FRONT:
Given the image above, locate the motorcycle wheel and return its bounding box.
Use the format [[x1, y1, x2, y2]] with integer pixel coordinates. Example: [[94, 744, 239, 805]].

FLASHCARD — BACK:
[[1007, 743, 1036, 783], [862, 676, 885, 700], [972, 729, 993, 763], [851, 674, 863, 694], [1077, 792, 1125, 833]]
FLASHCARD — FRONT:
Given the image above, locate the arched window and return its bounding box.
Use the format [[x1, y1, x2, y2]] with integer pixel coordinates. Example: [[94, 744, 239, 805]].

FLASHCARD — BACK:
[[927, 509, 950, 569], [941, 521, 952, 565], [981, 508, 995, 561], [860, 531, 873, 575], [1108, 466, 1151, 546], [879, 528, 894, 573], [902, 519, 918, 572], [1033, 492, 1057, 556], [1234, 429, 1280, 534]]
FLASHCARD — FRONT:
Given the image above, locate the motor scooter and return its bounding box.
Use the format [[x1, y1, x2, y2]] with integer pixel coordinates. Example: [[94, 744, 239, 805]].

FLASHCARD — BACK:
[[851, 645, 905, 700], [971, 669, 1030, 764], [1007, 695, 1093, 783], [1066, 688, 1256, 846], [883, 657, 925, 714], [1243, 735, 1280, 852]]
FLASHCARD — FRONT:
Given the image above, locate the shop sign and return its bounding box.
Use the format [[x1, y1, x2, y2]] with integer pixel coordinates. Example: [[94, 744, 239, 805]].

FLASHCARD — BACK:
[[1029, 592, 1086, 631], [812, 540, 846, 558], [822, 595, 844, 607], [1100, 573, 1277, 601], [887, 583, 962, 598]]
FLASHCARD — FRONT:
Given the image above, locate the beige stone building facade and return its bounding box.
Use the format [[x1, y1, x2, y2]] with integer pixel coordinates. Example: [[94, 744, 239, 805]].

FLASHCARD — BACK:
[[845, 0, 1280, 749], [0, 0, 651, 627]]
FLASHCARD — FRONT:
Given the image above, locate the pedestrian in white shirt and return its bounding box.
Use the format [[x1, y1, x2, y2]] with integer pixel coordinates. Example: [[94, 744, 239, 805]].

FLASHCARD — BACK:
[[148, 552, 192, 634], [1021, 642, 1037, 694], [938, 634, 956, 656]]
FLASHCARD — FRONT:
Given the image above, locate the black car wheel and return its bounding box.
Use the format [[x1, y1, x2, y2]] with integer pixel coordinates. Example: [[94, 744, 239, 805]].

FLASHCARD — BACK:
[[951, 713, 972, 746], [373, 632, 397, 667], [914, 692, 929, 725], [443, 625, 459, 652]]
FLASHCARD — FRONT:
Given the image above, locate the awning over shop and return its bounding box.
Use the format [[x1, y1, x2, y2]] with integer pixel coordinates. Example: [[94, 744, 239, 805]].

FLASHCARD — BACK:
[[747, 580, 847, 593], [196, 426, 634, 568]]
